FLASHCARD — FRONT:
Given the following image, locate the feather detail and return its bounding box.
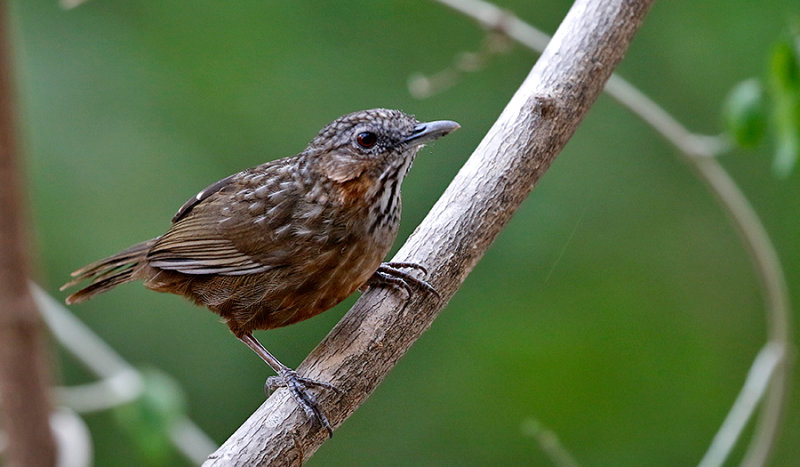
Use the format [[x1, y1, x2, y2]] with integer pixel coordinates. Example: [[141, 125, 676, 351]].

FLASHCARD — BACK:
[[61, 240, 153, 304], [172, 174, 236, 223]]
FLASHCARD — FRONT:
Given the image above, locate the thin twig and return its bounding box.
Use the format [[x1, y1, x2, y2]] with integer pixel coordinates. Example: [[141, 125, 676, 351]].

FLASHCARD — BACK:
[[692, 147, 793, 465], [429, 1, 793, 465], [59, 0, 91, 10], [602, 76, 731, 157], [55, 369, 142, 414], [699, 343, 785, 467], [521, 419, 580, 467], [30, 284, 218, 465], [50, 408, 93, 467], [170, 419, 221, 466], [432, 0, 729, 157]]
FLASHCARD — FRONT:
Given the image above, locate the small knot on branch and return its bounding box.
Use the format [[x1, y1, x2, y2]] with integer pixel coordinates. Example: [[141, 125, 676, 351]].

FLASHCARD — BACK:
[[530, 94, 558, 119]]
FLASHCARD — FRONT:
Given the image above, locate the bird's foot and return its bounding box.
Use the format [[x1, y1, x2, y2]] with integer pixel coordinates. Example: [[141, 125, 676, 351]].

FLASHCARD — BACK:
[[365, 262, 440, 299], [265, 369, 340, 437]]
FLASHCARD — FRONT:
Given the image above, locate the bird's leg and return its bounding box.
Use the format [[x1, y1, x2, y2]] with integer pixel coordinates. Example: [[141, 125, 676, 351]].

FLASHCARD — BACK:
[[238, 332, 338, 437], [365, 262, 440, 299]]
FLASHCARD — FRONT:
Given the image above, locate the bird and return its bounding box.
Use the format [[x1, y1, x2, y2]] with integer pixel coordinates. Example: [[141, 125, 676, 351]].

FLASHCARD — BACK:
[[61, 108, 459, 435]]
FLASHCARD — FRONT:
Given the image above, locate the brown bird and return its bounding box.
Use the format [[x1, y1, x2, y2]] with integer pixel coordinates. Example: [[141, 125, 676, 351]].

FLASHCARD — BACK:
[[61, 108, 459, 435]]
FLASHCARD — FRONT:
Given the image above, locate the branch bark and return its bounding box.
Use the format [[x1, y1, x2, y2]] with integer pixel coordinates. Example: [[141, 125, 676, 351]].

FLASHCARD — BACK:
[[206, 0, 655, 464], [0, 4, 57, 466], [432, 1, 792, 464]]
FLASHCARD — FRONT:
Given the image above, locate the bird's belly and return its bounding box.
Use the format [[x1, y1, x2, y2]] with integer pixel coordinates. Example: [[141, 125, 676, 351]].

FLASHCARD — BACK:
[[217, 234, 392, 333]]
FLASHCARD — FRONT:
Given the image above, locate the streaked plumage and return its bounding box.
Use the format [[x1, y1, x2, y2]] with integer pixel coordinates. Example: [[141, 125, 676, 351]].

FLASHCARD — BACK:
[[62, 108, 459, 434]]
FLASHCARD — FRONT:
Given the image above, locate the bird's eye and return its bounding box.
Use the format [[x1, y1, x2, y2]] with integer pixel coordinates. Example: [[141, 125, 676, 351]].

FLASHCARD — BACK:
[[356, 131, 377, 148]]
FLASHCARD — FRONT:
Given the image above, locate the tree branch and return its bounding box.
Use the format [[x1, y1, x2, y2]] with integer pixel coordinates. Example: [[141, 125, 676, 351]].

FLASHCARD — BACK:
[[432, 0, 729, 157], [431, 1, 793, 464], [205, 0, 655, 464], [0, 4, 56, 466]]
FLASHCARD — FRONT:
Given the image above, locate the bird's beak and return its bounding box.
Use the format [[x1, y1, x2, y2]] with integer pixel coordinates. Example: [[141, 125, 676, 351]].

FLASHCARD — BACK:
[[403, 120, 460, 146]]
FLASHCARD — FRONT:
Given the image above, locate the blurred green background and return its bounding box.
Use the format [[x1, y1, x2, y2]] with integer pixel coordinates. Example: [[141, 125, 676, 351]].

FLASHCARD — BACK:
[[9, 0, 800, 465]]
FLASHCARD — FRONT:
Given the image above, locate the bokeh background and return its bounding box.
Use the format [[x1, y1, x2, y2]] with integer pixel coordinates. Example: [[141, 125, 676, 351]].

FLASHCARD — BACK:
[[9, 0, 800, 465]]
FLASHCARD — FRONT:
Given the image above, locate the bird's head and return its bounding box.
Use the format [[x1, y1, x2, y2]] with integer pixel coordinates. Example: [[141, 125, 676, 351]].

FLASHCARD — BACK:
[[307, 109, 459, 189]]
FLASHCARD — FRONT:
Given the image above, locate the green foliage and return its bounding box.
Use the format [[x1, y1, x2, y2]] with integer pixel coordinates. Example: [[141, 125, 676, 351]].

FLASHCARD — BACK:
[[112, 368, 187, 465], [767, 34, 800, 176], [723, 79, 767, 148], [723, 26, 800, 177]]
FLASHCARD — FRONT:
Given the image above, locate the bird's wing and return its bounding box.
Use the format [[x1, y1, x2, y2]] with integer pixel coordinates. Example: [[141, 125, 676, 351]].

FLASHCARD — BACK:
[[147, 169, 298, 275], [171, 174, 236, 223]]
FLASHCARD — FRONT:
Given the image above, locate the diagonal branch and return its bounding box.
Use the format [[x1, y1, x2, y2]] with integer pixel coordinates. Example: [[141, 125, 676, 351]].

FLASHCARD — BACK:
[[205, 0, 655, 464], [432, 1, 792, 464]]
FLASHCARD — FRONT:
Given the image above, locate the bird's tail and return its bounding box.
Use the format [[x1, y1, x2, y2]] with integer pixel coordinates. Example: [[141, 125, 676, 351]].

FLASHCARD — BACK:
[[61, 240, 154, 304]]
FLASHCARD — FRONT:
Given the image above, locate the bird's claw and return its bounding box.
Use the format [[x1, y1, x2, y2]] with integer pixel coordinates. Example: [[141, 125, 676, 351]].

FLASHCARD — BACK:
[[264, 369, 340, 437], [382, 261, 428, 275], [366, 262, 440, 299]]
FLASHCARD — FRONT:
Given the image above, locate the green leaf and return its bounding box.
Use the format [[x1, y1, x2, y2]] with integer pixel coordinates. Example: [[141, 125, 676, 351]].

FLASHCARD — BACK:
[[767, 37, 800, 177], [723, 78, 767, 148], [112, 368, 187, 464]]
